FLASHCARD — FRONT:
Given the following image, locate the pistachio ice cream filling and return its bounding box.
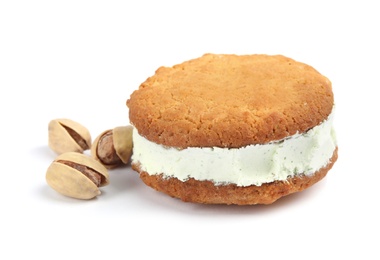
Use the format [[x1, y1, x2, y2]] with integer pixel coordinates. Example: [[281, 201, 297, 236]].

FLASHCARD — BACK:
[[131, 112, 337, 187]]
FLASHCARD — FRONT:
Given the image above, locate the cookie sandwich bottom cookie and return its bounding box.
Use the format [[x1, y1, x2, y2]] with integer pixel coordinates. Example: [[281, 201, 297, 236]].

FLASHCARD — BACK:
[[131, 111, 337, 205]]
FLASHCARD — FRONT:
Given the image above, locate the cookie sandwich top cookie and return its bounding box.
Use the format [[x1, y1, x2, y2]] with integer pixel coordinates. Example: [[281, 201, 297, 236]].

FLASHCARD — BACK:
[[127, 54, 334, 149]]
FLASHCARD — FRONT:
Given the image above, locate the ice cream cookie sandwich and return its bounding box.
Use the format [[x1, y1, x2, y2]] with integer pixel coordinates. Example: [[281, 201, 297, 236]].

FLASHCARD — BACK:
[[127, 54, 338, 205]]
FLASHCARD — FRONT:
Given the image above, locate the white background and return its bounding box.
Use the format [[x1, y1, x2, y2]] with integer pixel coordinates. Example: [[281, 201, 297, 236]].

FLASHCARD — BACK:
[[1, 1, 379, 259]]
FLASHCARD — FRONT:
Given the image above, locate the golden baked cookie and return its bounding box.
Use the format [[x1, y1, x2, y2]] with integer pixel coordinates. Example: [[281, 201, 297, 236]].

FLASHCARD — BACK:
[[127, 54, 338, 205]]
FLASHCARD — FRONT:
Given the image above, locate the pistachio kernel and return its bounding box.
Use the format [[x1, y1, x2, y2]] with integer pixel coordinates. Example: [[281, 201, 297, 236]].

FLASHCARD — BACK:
[[61, 125, 89, 151], [57, 160, 102, 187], [96, 130, 122, 166]]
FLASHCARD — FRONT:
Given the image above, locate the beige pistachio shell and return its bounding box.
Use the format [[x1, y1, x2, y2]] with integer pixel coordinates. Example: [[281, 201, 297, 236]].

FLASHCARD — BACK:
[[46, 163, 101, 200], [48, 118, 92, 154], [46, 152, 109, 200], [113, 125, 133, 164]]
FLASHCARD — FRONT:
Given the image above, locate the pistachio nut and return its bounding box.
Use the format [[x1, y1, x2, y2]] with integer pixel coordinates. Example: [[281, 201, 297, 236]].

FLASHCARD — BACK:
[[48, 118, 92, 154], [46, 152, 109, 199], [91, 125, 133, 169]]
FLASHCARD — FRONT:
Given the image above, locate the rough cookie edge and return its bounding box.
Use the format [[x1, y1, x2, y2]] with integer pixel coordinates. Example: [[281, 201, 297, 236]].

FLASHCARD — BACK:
[[132, 147, 338, 205]]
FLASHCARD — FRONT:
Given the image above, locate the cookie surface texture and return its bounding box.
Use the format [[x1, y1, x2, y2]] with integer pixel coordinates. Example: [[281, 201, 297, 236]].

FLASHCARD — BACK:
[[127, 53, 337, 205]]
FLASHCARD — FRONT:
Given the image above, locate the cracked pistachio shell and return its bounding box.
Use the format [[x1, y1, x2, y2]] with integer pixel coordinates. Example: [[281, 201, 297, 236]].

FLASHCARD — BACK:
[[113, 125, 133, 164], [46, 152, 109, 200], [48, 118, 92, 154], [91, 125, 133, 169]]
